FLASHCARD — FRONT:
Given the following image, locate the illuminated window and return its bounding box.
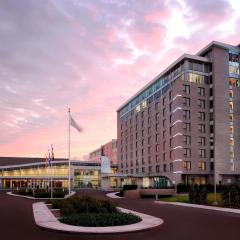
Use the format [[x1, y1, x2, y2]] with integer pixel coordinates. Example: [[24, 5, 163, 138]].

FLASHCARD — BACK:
[[198, 161, 206, 171], [183, 161, 191, 170]]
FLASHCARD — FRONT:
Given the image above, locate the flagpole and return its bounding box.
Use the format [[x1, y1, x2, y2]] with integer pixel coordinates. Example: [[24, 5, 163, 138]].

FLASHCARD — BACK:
[[51, 155, 53, 199], [68, 108, 71, 195]]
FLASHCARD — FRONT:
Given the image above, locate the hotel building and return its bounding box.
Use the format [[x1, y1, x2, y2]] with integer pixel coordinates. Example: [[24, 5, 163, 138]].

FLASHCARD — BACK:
[[89, 139, 118, 164], [117, 41, 240, 186]]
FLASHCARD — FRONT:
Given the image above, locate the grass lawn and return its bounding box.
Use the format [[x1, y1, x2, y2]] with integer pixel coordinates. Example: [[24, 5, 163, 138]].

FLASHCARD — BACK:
[[159, 193, 223, 206]]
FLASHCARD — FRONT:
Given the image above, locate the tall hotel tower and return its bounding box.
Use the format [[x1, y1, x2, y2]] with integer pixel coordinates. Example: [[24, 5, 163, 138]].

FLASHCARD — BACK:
[[117, 41, 240, 185]]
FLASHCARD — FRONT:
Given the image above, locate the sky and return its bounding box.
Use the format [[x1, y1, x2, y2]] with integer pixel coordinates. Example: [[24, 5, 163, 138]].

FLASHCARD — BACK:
[[0, 0, 240, 160]]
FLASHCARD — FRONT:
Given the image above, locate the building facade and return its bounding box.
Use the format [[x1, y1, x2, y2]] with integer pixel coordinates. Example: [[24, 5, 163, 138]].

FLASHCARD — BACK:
[[89, 139, 118, 164], [117, 41, 240, 186], [0, 157, 118, 189]]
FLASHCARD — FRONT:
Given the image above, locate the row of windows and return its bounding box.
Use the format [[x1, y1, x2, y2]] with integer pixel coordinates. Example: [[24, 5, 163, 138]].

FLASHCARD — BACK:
[[183, 161, 206, 171], [121, 160, 207, 174]]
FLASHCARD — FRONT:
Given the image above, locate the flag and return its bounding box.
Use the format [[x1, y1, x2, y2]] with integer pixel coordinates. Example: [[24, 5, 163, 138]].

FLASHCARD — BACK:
[[51, 144, 54, 161], [48, 149, 51, 165], [70, 115, 82, 132], [45, 154, 48, 167]]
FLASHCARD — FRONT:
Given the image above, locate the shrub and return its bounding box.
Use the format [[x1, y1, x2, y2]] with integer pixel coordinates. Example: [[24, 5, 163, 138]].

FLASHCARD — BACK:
[[221, 185, 240, 208], [122, 185, 138, 191], [189, 185, 207, 204], [60, 212, 141, 227]]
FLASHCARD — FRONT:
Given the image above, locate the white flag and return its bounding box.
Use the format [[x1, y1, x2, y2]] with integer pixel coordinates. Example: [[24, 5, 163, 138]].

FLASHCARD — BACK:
[[70, 116, 82, 132]]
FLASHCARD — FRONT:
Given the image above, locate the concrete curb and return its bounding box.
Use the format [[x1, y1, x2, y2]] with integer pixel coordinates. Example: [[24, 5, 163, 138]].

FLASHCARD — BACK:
[[7, 191, 75, 200], [155, 201, 240, 214], [106, 192, 124, 199], [33, 202, 163, 234]]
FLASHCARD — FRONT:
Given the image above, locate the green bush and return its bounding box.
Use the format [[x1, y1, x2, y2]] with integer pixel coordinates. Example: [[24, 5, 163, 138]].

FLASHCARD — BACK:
[[189, 185, 207, 204], [50, 196, 117, 215], [60, 212, 141, 227], [221, 185, 240, 208], [122, 185, 138, 191]]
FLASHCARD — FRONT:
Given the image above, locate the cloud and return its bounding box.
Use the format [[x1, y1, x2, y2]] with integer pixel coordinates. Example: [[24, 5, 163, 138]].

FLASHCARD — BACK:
[[0, 0, 239, 159]]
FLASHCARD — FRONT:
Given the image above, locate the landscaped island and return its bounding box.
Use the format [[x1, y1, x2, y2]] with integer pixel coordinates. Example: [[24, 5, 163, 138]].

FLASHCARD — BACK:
[[49, 196, 141, 227]]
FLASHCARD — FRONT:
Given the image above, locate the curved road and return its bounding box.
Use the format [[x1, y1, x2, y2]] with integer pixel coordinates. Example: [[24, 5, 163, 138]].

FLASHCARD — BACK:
[[0, 190, 239, 240]]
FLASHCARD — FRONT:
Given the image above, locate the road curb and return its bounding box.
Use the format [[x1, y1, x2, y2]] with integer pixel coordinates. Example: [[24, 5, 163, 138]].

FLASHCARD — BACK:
[[33, 202, 163, 234]]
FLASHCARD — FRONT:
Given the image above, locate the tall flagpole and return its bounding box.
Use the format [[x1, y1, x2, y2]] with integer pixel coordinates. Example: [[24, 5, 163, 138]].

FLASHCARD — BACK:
[[68, 108, 71, 195]]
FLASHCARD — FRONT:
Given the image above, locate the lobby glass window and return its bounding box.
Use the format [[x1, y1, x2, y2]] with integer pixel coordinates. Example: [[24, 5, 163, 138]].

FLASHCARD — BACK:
[[198, 161, 206, 171], [183, 161, 191, 170], [183, 84, 190, 94]]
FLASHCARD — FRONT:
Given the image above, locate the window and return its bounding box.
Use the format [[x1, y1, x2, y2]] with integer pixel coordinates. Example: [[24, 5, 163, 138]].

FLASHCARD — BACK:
[[170, 163, 173, 172], [156, 144, 160, 152], [148, 156, 152, 163], [148, 166, 152, 173], [163, 97, 165, 106], [155, 102, 159, 111], [156, 123, 160, 131], [156, 134, 159, 142], [156, 165, 160, 173], [163, 153, 166, 161], [198, 161, 206, 171], [183, 84, 190, 94], [163, 164, 167, 172], [156, 113, 160, 121], [170, 150, 173, 160], [170, 126, 173, 136], [183, 161, 191, 170], [148, 117, 151, 124], [156, 155, 160, 162], [183, 148, 191, 157], [163, 130, 166, 139], [148, 136, 151, 144], [198, 99, 205, 109], [170, 114, 172, 123], [164, 141, 167, 150], [169, 102, 172, 112], [148, 107, 151, 114], [183, 122, 191, 132], [142, 130, 144, 137], [198, 137, 206, 146], [198, 87, 205, 96], [163, 119, 166, 128], [198, 124, 205, 133], [169, 91, 172, 100], [189, 73, 205, 84], [162, 108, 166, 117], [183, 135, 191, 145], [148, 127, 151, 134], [170, 138, 173, 147], [198, 112, 205, 121], [199, 149, 206, 158], [183, 110, 191, 119], [183, 97, 190, 107]]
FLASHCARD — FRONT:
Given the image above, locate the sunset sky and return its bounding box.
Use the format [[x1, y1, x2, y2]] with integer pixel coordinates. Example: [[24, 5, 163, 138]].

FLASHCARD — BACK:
[[0, 0, 240, 160]]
